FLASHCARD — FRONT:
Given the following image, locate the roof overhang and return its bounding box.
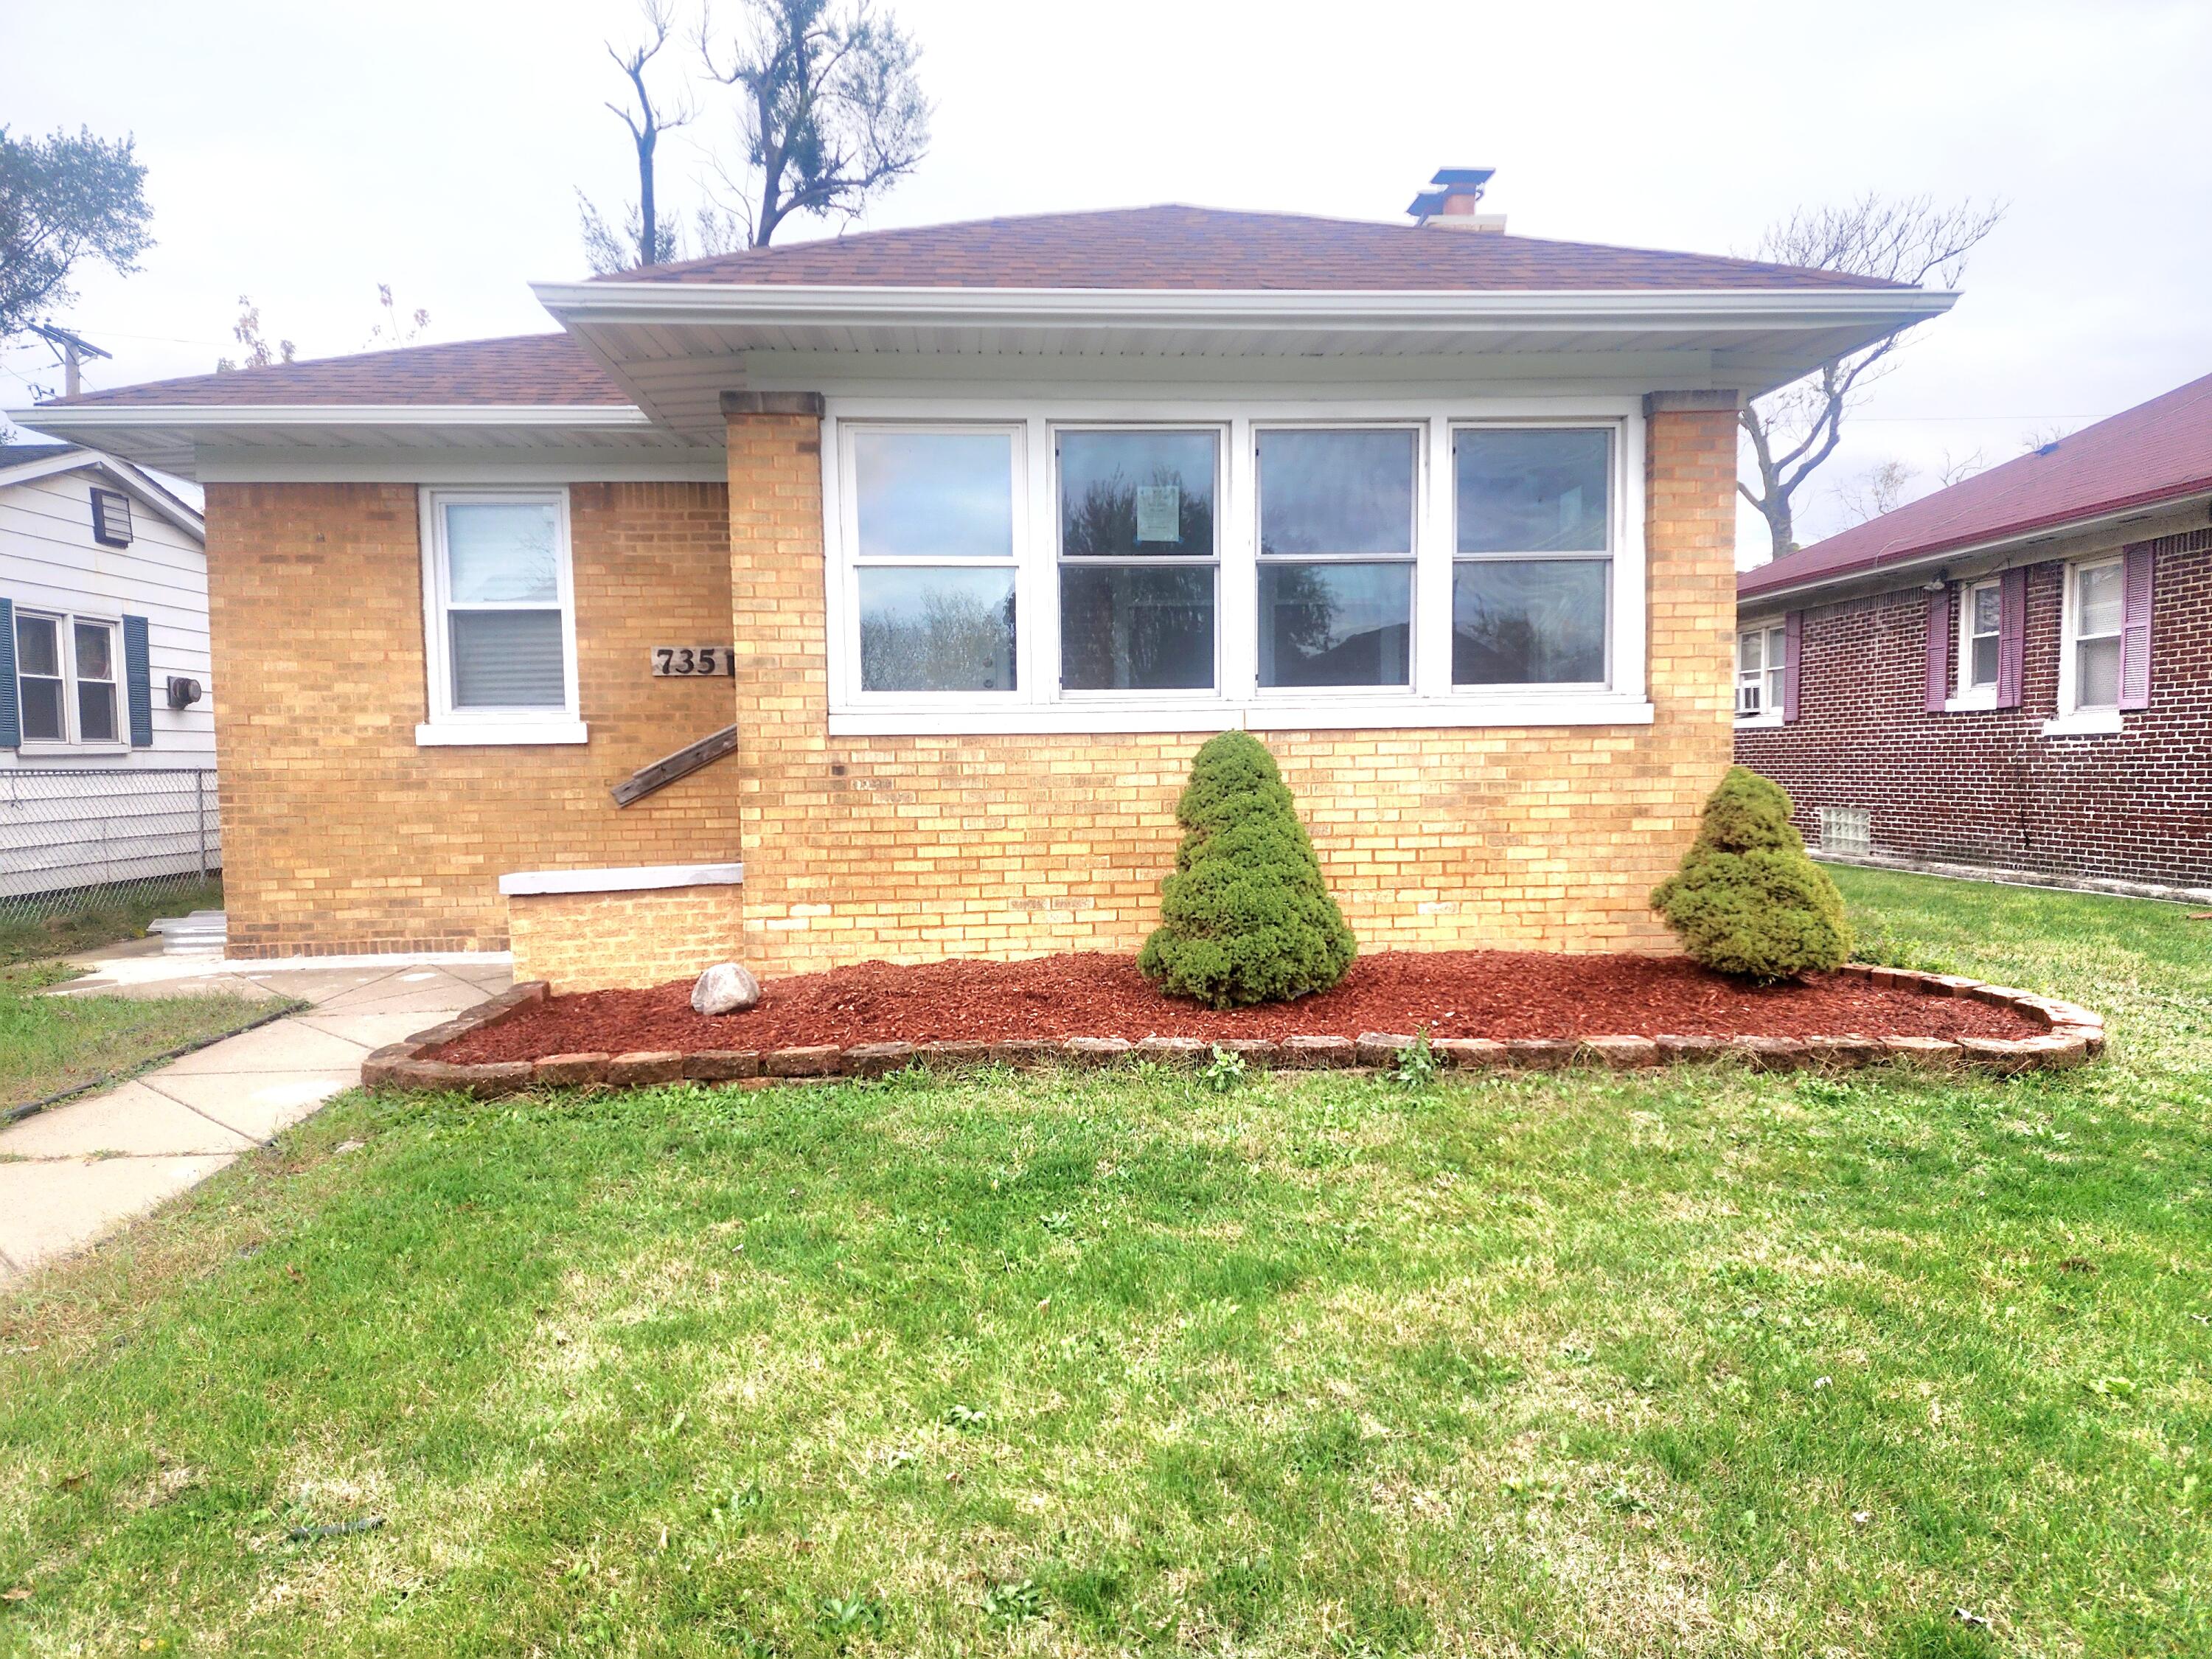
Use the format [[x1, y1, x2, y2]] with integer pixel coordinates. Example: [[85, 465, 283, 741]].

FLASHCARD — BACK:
[[0, 445, 205, 540], [1739, 486, 2212, 613], [535, 280, 1957, 442], [0, 403, 689, 479]]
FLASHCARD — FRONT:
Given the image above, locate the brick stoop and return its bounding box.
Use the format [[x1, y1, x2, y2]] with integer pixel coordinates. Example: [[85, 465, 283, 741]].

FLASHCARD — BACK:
[[362, 966, 2107, 1097]]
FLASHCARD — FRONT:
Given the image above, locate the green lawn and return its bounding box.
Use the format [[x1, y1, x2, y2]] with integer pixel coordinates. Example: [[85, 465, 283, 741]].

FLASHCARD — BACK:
[[0, 961, 285, 1111], [0, 877, 226, 967], [1, 869, 2207, 1656]]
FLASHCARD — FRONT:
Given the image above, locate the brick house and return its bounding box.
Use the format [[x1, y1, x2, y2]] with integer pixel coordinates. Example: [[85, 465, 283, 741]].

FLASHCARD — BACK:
[[1736, 369, 2212, 900], [14, 197, 1945, 989]]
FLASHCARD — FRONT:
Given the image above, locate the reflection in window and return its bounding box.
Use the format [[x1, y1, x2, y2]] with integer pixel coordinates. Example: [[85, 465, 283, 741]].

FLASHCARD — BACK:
[[1059, 430, 1217, 692], [1455, 428, 1610, 553], [1965, 581, 2002, 689], [854, 431, 1015, 560], [1259, 563, 1411, 688], [2073, 561, 2124, 709], [1258, 429, 1416, 555], [859, 566, 1015, 692], [15, 613, 64, 742], [1060, 566, 1215, 691], [73, 619, 118, 742], [1058, 430, 1217, 559], [1453, 560, 1609, 685], [849, 427, 1020, 699]]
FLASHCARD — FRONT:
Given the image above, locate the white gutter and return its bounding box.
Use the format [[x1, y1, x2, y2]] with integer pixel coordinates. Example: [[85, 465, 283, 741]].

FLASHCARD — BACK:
[[533, 280, 1956, 336], [5, 403, 657, 432]]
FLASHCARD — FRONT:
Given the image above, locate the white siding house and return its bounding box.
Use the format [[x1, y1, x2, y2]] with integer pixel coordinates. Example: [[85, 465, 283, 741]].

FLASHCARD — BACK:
[[0, 445, 217, 900]]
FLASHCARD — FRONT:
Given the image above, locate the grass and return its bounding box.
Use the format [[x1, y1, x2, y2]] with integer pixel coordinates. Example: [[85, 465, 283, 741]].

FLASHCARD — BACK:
[[0, 877, 226, 968], [0, 869, 2207, 1655], [0, 960, 287, 1111]]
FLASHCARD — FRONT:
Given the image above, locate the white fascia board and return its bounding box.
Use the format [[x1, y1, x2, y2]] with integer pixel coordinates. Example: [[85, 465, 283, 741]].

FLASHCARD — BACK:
[[535, 279, 1957, 337], [7, 403, 660, 434]]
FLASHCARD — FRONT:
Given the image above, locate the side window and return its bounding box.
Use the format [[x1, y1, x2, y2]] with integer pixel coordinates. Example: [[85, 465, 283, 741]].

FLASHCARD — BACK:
[[1960, 579, 2001, 692], [1736, 624, 1786, 717], [419, 489, 582, 742], [2066, 559, 2124, 711], [1451, 428, 1612, 687]]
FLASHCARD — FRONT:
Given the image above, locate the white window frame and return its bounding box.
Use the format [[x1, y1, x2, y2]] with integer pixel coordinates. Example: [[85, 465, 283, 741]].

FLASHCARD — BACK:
[[1949, 577, 2003, 709], [1251, 420, 1424, 698], [13, 606, 127, 756], [1734, 622, 1787, 726], [2046, 554, 2126, 736], [836, 422, 1029, 709], [818, 395, 1649, 735], [416, 487, 586, 747]]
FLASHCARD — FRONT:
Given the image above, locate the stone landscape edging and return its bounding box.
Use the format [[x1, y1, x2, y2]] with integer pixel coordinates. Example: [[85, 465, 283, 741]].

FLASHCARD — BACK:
[[360, 964, 2107, 1098]]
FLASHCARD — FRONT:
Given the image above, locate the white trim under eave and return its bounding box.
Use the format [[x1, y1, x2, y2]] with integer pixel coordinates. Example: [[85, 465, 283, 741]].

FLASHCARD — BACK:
[[535, 280, 1958, 335], [827, 697, 1658, 737], [9, 403, 661, 431]]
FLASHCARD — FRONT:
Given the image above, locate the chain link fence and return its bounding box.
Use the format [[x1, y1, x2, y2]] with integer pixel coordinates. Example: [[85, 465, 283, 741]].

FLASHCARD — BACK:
[[0, 768, 221, 922]]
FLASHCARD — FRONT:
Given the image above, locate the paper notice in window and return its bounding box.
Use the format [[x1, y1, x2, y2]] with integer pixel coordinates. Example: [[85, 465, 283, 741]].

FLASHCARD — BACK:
[[1134, 485, 1180, 543]]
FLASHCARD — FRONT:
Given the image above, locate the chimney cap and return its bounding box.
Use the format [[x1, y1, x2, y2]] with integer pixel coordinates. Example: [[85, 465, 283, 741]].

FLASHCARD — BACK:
[[1408, 166, 1501, 226]]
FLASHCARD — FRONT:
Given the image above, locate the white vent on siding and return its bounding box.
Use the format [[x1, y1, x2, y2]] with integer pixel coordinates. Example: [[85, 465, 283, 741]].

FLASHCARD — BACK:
[[1819, 807, 1871, 856]]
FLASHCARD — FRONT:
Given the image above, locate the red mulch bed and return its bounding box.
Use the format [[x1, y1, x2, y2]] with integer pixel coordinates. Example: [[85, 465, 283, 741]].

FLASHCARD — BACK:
[[433, 950, 2039, 1064]]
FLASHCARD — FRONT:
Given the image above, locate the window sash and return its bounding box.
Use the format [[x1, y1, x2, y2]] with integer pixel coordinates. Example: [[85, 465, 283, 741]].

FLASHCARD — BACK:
[[15, 610, 123, 745], [2062, 558, 2125, 712], [422, 489, 577, 726]]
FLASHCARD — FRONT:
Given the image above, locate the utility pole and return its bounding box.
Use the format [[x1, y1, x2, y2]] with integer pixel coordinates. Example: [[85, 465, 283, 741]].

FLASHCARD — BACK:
[[26, 321, 113, 397]]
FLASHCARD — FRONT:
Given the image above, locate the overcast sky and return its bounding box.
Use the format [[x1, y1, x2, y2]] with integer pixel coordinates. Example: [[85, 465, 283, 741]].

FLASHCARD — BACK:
[[6, 0, 2208, 559]]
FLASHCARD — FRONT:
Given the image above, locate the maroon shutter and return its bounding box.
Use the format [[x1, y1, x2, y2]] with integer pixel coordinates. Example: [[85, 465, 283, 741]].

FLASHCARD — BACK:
[[2118, 545, 2155, 710], [1782, 611, 1801, 723], [1995, 568, 2027, 709], [1924, 585, 1950, 712]]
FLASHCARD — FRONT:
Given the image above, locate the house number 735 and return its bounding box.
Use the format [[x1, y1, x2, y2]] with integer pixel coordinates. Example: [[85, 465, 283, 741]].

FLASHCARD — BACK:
[[652, 647, 736, 676]]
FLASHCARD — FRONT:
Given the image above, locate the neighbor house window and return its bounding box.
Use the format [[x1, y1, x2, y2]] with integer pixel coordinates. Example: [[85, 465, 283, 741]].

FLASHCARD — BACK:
[[13, 610, 120, 746], [1255, 428, 1416, 689], [1057, 428, 1219, 692], [1451, 428, 1611, 686], [850, 428, 1019, 694], [2062, 557, 2124, 711], [418, 489, 582, 745], [1959, 578, 2001, 694], [1736, 623, 1787, 718]]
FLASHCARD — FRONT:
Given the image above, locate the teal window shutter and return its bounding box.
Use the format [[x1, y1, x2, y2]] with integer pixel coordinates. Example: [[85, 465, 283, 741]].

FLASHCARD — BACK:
[[0, 597, 17, 748], [124, 613, 153, 746]]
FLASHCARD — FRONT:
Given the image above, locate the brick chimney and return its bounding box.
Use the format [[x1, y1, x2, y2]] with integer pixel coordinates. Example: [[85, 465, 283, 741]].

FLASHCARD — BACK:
[[1407, 167, 1506, 232]]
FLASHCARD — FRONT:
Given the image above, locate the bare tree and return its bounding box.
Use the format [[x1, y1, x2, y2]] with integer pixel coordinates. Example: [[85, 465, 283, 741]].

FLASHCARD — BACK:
[[364, 282, 431, 350], [1936, 446, 1988, 487], [578, 1, 693, 274], [215, 296, 293, 372], [698, 0, 929, 248], [1830, 458, 1921, 528], [2017, 422, 2076, 456], [1740, 194, 2005, 557]]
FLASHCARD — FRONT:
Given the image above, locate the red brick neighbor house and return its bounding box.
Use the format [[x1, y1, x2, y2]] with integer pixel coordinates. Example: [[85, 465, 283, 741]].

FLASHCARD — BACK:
[[14, 197, 1950, 989], [1736, 369, 2212, 900]]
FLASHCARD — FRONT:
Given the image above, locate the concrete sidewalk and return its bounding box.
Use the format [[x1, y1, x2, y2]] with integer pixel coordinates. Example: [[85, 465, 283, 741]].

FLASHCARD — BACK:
[[0, 951, 510, 1285]]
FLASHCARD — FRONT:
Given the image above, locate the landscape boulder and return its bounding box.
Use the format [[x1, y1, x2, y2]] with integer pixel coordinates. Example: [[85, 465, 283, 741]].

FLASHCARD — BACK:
[[692, 961, 761, 1016]]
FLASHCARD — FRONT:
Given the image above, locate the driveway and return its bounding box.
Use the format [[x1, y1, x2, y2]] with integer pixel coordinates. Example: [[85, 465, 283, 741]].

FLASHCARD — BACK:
[[0, 951, 510, 1284]]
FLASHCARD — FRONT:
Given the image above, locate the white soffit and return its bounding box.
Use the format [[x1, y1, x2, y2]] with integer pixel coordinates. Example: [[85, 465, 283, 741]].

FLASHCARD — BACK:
[[534, 280, 1958, 441]]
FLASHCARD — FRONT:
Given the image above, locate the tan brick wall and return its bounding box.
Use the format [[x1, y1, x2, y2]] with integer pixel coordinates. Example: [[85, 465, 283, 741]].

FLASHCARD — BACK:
[[508, 884, 742, 993], [204, 480, 737, 956], [728, 403, 1739, 976]]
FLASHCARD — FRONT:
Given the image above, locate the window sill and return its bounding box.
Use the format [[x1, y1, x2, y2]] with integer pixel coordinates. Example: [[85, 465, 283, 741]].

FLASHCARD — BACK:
[[14, 742, 131, 758], [1944, 692, 2000, 712], [1733, 712, 1784, 730], [414, 719, 588, 748], [827, 695, 1657, 737], [2040, 709, 2124, 737]]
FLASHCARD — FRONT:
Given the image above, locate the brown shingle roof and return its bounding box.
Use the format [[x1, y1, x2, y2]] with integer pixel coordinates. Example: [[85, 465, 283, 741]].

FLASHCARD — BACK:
[[1741, 369, 2212, 601], [44, 334, 628, 409], [608, 204, 1904, 292]]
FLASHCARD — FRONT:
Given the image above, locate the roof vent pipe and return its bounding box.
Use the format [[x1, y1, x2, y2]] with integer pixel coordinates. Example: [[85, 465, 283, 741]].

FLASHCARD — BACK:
[[1408, 167, 1506, 232]]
